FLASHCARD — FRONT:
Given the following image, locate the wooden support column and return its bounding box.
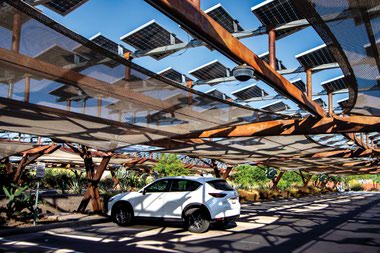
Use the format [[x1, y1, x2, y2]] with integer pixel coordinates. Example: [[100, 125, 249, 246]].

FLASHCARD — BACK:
[[271, 171, 284, 191], [306, 68, 312, 99], [268, 24, 276, 70], [12, 12, 22, 53], [223, 166, 233, 180], [327, 90, 333, 116], [13, 145, 60, 184], [91, 156, 112, 212], [211, 159, 220, 178], [24, 74, 30, 103], [66, 99, 71, 111]]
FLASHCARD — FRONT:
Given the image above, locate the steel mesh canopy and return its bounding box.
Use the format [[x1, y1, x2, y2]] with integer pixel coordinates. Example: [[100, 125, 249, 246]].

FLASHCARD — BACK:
[[251, 0, 306, 39], [204, 3, 244, 33], [189, 60, 229, 81], [232, 84, 268, 100], [0, 1, 281, 152], [261, 100, 289, 112], [43, 0, 89, 16], [120, 20, 183, 60], [157, 67, 192, 84], [296, 44, 336, 69], [321, 75, 347, 92]]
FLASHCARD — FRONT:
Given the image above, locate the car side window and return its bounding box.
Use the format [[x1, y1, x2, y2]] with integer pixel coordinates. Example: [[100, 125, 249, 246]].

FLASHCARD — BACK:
[[145, 180, 169, 193], [170, 180, 201, 192]]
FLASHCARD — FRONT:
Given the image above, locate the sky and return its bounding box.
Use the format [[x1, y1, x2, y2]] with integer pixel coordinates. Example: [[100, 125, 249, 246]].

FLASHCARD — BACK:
[[37, 0, 347, 112]]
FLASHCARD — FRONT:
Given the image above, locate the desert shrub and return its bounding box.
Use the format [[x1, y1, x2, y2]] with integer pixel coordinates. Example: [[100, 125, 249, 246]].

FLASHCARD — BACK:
[[350, 184, 364, 191], [233, 165, 269, 190], [238, 189, 260, 202], [154, 154, 190, 177], [277, 171, 303, 190]]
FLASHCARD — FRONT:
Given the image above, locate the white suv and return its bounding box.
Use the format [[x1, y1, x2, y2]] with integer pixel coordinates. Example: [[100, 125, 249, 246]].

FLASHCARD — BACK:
[[108, 176, 240, 233]]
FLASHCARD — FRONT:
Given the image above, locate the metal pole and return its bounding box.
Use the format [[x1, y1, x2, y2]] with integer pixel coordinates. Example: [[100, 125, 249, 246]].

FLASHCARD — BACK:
[[24, 75, 30, 103], [328, 90, 333, 116], [33, 181, 40, 226], [12, 12, 22, 53], [8, 82, 14, 99], [268, 25, 276, 70], [97, 96, 102, 117], [306, 68, 312, 99]]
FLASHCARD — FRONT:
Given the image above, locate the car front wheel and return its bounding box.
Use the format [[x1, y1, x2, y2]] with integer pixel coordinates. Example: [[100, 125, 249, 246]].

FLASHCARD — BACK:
[[185, 208, 210, 233], [113, 203, 133, 226]]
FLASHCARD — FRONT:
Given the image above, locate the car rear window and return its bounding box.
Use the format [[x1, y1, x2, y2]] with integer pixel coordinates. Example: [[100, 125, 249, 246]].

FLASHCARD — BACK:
[[207, 180, 234, 191]]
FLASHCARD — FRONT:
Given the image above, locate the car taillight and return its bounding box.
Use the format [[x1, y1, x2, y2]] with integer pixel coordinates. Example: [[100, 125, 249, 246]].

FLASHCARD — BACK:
[[209, 193, 227, 198]]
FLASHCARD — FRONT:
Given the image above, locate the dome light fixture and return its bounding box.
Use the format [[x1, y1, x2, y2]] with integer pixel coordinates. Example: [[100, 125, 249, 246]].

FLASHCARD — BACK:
[[232, 64, 255, 82]]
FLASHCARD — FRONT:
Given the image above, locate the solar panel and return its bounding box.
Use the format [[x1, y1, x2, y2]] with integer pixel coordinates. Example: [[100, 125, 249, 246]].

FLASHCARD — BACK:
[[34, 45, 88, 69], [120, 20, 183, 60], [251, 0, 306, 39], [313, 97, 326, 108], [321, 75, 347, 92], [43, 0, 89, 16], [337, 98, 349, 109], [204, 3, 244, 33], [157, 67, 193, 84], [90, 33, 128, 56], [189, 60, 230, 81], [261, 101, 289, 112], [206, 88, 230, 100], [258, 52, 287, 70], [232, 84, 268, 100], [291, 78, 306, 92], [296, 44, 336, 68], [49, 85, 87, 102]]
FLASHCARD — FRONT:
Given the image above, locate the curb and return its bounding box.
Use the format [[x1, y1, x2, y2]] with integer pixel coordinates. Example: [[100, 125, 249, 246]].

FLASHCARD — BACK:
[[0, 216, 110, 237]]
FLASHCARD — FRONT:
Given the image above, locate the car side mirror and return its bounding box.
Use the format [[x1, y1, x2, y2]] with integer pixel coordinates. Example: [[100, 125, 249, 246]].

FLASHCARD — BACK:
[[142, 189, 147, 195]]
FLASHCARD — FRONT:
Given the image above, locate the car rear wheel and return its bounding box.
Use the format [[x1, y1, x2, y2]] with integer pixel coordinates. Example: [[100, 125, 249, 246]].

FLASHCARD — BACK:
[[185, 208, 210, 233], [113, 203, 133, 226]]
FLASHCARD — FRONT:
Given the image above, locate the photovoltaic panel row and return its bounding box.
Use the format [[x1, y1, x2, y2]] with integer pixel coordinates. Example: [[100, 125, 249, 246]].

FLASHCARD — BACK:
[[189, 60, 229, 81], [206, 88, 231, 100], [157, 67, 193, 84], [205, 3, 244, 33], [313, 97, 326, 108], [338, 98, 348, 110], [49, 85, 87, 102], [291, 78, 306, 92], [43, 0, 89, 16], [261, 101, 289, 112], [120, 20, 183, 60], [90, 33, 128, 56], [232, 84, 268, 100], [251, 0, 306, 39], [321, 75, 347, 92], [258, 52, 287, 70], [296, 44, 336, 69]]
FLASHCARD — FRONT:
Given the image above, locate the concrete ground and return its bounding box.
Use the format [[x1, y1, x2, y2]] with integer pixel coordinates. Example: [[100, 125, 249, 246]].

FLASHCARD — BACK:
[[0, 192, 379, 253]]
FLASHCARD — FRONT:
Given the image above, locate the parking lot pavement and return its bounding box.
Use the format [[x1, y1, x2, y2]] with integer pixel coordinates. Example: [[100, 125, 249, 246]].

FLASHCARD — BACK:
[[1, 192, 379, 253]]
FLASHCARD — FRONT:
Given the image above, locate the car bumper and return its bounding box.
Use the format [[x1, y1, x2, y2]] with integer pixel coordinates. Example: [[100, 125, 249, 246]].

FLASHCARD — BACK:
[[211, 214, 240, 223]]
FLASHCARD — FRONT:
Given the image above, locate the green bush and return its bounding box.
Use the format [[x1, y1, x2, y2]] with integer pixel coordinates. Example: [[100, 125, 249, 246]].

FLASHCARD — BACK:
[[233, 165, 269, 190], [154, 154, 190, 177]]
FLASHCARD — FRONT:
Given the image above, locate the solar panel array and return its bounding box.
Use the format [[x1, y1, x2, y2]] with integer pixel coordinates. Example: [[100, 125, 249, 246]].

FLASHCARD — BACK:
[[337, 98, 349, 109], [158, 67, 192, 84], [261, 101, 289, 112], [205, 4, 244, 33], [121, 20, 183, 60], [232, 84, 268, 100], [313, 97, 326, 108], [35, 45, 88, 69], [49, 85, 86, 102], [296, 44, 336, 68], [189, 60, 229, 80], [321, 76, 347, 92], [259, 52, 287, 70], [291, 78, 306, 92], [90, 34, 128, 56], [206, 89, 230, 100], [43, 0, 89, 16], [251, 0, 306, 39]]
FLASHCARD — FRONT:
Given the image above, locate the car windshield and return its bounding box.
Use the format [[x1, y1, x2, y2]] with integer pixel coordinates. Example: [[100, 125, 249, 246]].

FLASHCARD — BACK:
[[207, 180, 234, 191]]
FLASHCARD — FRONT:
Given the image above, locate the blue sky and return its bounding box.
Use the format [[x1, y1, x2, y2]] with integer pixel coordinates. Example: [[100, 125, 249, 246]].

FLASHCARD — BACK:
[[37, 0, 347, 111]]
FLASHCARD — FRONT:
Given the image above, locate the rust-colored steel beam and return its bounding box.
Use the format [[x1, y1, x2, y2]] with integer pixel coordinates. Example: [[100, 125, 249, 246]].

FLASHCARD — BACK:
[[24, 74, 30, 103], [146, 0, 326, 117], [306, 68, 312, 99], [178, 115, 380, 138], [327, 90, 333, 116]]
